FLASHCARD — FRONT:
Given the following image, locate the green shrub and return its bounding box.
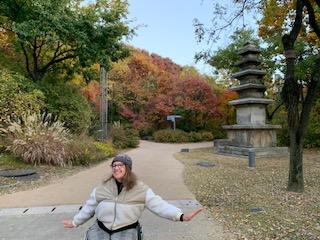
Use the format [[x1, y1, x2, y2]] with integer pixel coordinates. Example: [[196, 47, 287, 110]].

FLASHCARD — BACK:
[[153, 129, 189, 143], [0, 70, 45, 126], [200, 131, 214, 141], [93, 141, 115, 157], [277, 126, 289, 147], [188, 132, 202, 142], [153, 129, 214, 143], [304, 109, 320, 148], [0, 153, 28, 169], [70, 137, 115, 165], [39, 82, 93, 135], [1, 113, 76, 166], [201, 118, 227, 139], [110, 122, 140, 149], [138, 124, 154, 140]]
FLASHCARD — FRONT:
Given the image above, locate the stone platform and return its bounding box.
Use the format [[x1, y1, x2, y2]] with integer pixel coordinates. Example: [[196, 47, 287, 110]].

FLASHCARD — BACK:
[[214, 142, 288, 157]]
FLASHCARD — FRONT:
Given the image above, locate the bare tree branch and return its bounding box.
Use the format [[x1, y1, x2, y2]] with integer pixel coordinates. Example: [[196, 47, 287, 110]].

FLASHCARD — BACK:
[[40, 54, 76, 73], [285, 0, 304, 49], [33, 37, 38, 74], [303, 0, 320, 37], [20, 42, 32, 79], [266, 100, 283, 121]]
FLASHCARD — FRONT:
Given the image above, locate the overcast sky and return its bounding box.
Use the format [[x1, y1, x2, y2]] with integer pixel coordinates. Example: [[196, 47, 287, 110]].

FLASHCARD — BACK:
[[126, 0, 218, 75], [85, 0, 258, 75]]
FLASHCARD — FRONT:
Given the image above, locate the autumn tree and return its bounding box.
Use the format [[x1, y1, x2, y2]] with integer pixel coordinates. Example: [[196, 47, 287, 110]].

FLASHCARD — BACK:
[[103, 48, 224, 134], [195, 0, 320, 192], [0, 0, 131, 81], [172, 75, 221, 131]]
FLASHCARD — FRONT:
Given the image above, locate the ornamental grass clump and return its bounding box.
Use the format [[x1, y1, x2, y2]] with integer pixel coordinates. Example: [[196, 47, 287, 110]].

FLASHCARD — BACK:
[[1, 113, 75, 166]]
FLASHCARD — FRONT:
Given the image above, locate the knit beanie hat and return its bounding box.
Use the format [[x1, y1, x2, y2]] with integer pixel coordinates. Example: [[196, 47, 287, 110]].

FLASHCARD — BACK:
[[112, 154, 133, 169]]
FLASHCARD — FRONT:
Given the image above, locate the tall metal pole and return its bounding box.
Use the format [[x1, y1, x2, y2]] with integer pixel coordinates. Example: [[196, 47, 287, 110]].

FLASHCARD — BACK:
[[100, 65, 108, 140]]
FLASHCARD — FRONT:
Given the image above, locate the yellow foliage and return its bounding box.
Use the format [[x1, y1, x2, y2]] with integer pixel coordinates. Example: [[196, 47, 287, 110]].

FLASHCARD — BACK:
[[108, 59, 130, 82], [70, 73, 86, 86], [259, 0, 319, 46], [258, 0, 291, 38], [91, 63, 100, 73], [307, 32, 320, 47], [0, 29, 18, 57]]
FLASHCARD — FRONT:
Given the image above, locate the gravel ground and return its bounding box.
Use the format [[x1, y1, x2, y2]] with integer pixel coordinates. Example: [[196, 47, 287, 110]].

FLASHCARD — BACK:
[[175, 148, 320, 240]]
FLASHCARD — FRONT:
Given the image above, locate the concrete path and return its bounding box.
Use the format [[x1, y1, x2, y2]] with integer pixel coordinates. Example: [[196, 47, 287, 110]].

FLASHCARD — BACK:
[[0, 141, 234, 240]]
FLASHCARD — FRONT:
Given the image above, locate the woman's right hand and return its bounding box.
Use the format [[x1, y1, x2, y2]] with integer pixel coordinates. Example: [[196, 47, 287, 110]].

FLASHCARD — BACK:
[[62, 219, 75, 228], [182, 208, 203, 221]]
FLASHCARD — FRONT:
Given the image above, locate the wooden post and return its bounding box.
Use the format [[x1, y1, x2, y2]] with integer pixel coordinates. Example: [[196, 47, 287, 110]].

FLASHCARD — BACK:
[[100, 65, 108, 140]]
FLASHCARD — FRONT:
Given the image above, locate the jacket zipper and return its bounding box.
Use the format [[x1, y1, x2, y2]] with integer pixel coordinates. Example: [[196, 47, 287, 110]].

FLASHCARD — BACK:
[[110, 196, 118, 230]]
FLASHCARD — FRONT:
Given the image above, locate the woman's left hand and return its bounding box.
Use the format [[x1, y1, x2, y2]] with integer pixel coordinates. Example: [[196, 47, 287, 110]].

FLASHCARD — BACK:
[[182, 208, 203, 221], [62, 219, 75, 228]]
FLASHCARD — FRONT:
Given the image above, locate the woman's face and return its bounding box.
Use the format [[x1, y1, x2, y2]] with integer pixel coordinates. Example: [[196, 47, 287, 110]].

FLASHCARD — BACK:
[[111, 161, 126, 181]]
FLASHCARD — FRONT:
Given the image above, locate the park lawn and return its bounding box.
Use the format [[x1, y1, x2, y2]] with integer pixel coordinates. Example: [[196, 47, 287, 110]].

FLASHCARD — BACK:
[[176, 148, 320, 240]]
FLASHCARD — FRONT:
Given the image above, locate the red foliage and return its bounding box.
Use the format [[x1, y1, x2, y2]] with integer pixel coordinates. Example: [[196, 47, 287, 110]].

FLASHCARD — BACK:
[[107, 48, 235, 131], [174, 76, 220, 116], [81, 80, 100, 110], [120, 106, 137, 120], [217, 90, 238, 124]]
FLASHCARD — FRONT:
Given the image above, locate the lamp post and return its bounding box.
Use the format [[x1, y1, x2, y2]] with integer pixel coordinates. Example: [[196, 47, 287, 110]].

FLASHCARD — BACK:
[[100, 65, 108, 140]]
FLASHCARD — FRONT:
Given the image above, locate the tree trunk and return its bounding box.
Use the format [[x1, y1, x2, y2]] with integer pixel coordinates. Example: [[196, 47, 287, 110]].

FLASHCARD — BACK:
[[284, 54, 304, 192], [282, 43, 304, 192], [280, 0, 306, 192], [287, 128, 304, 192]]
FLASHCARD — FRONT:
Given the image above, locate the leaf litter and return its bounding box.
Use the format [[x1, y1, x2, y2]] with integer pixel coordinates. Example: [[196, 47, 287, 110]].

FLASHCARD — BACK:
[[175, 148, 320, 240]]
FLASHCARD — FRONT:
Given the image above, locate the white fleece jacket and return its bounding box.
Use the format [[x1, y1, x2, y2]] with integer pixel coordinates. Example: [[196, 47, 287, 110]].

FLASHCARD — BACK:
[[73, 178, 183, 230]]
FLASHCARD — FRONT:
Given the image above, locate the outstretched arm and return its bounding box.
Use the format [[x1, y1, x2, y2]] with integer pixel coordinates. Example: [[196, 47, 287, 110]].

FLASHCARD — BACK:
[[181, 208, 203, 221], [146, 188, 203, 221], [62, 188, 98, 228]]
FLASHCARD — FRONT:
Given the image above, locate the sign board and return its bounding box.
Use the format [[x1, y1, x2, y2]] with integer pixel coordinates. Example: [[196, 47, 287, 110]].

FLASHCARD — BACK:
[[166, 115, 182, 130], [166, 115, 182, 121]]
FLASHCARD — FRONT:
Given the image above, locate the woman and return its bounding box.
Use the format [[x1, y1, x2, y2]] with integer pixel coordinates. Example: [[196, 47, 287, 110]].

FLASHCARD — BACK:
[[63, 154, 202, 240]]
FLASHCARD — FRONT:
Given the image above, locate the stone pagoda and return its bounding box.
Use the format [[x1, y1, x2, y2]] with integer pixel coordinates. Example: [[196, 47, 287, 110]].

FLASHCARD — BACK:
[[215, 42, 287, 156]]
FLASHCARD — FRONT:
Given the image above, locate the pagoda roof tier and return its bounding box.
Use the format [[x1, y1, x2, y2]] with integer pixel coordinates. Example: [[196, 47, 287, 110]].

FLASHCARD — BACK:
[[229, 98, 273, 106], [230, 83, 266, 92], [235, 55, 261, 67], [232, 69, 266, 78], [238, 43, 260, 55]]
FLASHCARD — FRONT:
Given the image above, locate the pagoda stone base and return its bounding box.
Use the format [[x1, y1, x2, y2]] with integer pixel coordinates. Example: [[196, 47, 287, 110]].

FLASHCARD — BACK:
[[214, 139, 288, 157], [223, 124, 282, 148]]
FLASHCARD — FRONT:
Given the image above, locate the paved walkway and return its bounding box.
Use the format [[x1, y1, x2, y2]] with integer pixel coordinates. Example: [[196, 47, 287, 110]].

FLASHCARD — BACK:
[[0, 141, 234, 240]]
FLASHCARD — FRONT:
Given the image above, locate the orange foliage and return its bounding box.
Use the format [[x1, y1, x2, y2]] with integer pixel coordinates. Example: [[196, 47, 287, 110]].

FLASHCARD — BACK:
[[94, 48, 235, 131], [217, 90, 238, 125], [81, 80, 100, 110]]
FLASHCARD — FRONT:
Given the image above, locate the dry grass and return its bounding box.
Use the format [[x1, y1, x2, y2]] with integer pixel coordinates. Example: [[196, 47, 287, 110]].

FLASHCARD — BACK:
[[176, 148, 320, 240]]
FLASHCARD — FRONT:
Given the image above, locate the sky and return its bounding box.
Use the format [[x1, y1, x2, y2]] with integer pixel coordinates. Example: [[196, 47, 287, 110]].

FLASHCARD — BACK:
[[126, 0, 258, 75], [126, 0, 217, 75], [85, 0, 258, 75]]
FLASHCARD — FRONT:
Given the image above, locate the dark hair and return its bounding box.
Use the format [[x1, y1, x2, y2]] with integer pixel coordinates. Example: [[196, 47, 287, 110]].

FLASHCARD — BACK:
[[104, 165, 137, 191], [121, 165, 137, 191]]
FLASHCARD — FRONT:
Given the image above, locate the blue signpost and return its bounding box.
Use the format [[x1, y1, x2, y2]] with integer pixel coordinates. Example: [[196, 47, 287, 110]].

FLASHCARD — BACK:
[[166, 115, 182, 130]]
